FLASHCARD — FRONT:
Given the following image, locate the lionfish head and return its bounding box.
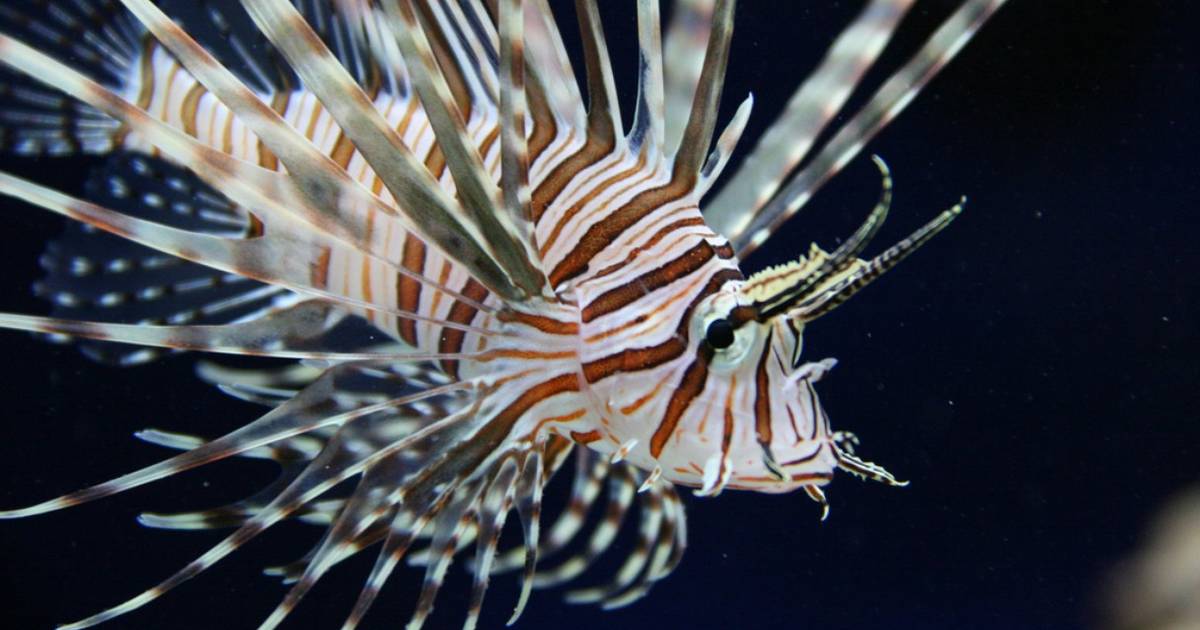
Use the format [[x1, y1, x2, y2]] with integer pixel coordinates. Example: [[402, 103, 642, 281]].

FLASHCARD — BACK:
[[683, 157, 964, 504]]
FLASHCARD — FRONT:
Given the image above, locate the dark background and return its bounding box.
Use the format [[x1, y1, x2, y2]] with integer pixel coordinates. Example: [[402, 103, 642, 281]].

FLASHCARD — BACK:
[[1, 1, 1197, 629]]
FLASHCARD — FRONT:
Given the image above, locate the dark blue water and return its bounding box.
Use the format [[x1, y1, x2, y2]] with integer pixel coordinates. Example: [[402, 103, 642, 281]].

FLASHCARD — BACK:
[[0, 2, 1196, 629]]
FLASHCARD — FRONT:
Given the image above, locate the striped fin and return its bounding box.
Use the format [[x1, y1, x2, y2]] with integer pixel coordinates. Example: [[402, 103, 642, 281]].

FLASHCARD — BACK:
[[661, 0, 714, 154], [606, 483, 688, 608], [497, 0, 539, 261], [55, 398, 482, 629], [696, 92, 752, 197], [670, 0, 734, 188], [192, 0, 294, 94], [256, 452, 424, 630], [534, 464, 636, 588], [0, 362, 470, 520], [494, 446, 608, 573], [381, 0, 549, 297], [35, 155, 286, 365], [506, 445, 547, 625], [406, 476, 490, 630], [559, 479, 687, 609], [424, 0, 499, 106], [0, 33, 437, 311], [565, 476, 664, 605], [575, 0, 623, 146], [730, 0, 1008, 255], [115, 0, 464, 301], [631, 0, 666, 154], [341, 428, 531, 628], [0, 299, 487, 361], [705, 0, 916, 236], [524, 0, 585, 130], [0, 169, 491, 324], [239, 0, 525, 301], [463, 456, 520, 630]]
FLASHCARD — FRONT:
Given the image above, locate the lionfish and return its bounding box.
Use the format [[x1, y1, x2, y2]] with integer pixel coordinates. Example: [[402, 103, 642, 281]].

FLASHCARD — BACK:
[[0, 0, 1003, 627]]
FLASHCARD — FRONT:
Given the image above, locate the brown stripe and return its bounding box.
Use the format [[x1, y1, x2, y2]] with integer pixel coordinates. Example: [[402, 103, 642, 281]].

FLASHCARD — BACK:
[[495, 310, 579, 336], [259, 91, 293, 171], [753, 328, 775, 448], [650, 347, 711, 458], [221, 102, 234, 154], [396, 233, 426, 346], [525, 76, 557, 162], [180, 82, 207, 138], [570, 430, 602, 445], [581, 273, 697, 344], [781, 444, 824, 467], [581, 268, 742, 384], [618, 377, 668, 415], [413, 1, 473, 119], [549, 179, 694, 287], [477, 125, 501, 166], [589, 217, 706, 281], [437, 278, 491, 377], [423, 119, 448, 180], [329, 130, 357, 169], [539, 151, 648, 257], [310, 246, 332, 289], [581, 241, 716, 323], [134, 40, 159, 111], [530, 131, 616, 224]]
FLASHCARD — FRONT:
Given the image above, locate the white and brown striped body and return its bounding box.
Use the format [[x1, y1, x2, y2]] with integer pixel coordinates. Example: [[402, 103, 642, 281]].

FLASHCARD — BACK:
[[0, 1, 1006, 627], [120, 36, 827, 491]]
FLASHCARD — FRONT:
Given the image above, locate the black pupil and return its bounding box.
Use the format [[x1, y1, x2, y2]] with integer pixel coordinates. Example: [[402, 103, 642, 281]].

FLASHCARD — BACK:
[[706, 319, 736, 349]]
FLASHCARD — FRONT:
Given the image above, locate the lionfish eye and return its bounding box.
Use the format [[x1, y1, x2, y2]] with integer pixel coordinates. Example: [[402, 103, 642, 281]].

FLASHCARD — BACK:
[[705, 318, 736, 349]]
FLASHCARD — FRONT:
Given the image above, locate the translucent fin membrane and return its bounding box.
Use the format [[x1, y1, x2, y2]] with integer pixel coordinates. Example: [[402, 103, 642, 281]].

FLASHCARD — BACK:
[[0, 0, 139, 155]]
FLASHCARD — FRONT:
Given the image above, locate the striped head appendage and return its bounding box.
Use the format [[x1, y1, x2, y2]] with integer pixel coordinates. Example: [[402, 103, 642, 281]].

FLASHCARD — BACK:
[[0, 0, 1002, 627]]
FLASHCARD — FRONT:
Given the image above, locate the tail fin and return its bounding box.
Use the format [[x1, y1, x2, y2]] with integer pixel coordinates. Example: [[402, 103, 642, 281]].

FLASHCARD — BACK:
[[0, 1, 142, 156]]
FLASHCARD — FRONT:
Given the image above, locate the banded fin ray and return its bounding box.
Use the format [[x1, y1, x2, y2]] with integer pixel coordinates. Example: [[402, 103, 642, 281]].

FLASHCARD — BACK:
[[705, 0, 915, 235], [715, 0, 1008, 255], [0, 361, 476, 521], [379, 0, 549, 297], [57, 395, 485, 630], [239, 0, 526, 301], [0, 170, 497, 325], [114, 0, 496, 307], [661, 0, 715, 155], [35, 156, 289, 364], [0, 34, 489, 316]]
